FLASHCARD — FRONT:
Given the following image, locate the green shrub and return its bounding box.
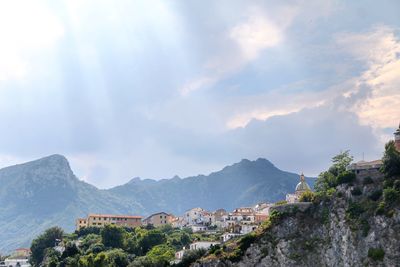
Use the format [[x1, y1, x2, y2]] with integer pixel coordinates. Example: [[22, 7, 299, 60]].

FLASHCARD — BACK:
[[375, 201, 386, 215], [363, 177, 374, 185], [336, 171, 356, 185], [346, 202, 364, 219], [238, 233, 256, 253], [275, 200, 287, 205], [383, 179, 394, 189], [394, 180, 400, 190], [381, 140, 400, 178], [361, 219, 370, 237], [299, 191, 315, 202], [368, 248, 385, 261], [351, 187, 362, 196], [383, 188, 400, 205], [176, 248, 206, 266], [369, 190, 382, 201]]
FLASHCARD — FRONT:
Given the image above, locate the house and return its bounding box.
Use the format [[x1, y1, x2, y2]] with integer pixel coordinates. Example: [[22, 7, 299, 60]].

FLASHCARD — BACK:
[[175, 249, 186, 261], [142, 212, 173, 227], [286, 173, 311, 203], [184, 207, 206, 225], [76, 214, 142, 230], [255, 213, 268, 224], [347, 160, 383, 179], [171, 216, 185, 229], [0, 259, 30, 267], [191, 224, 208, 232], [12, 248, 30, 259], [240, 224, 258, 234], [76, 218, 87, 231], [189, 241, 220, 250], [203, 211, 215, 226]]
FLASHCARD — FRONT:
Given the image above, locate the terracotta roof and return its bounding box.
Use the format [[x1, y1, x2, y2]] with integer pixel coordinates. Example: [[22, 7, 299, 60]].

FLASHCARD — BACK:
[[88, 214, 142, 219], [143, 212, 170, 221], [16, 248, 30, 251]]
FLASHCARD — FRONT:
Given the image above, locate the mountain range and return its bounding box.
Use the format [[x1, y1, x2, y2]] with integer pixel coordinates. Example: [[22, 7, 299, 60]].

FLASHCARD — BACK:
[[0, 154, 314, 253]]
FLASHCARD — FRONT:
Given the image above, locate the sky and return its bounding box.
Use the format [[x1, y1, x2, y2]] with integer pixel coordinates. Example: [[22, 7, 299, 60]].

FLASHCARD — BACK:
[[0, 0, 399, 188]]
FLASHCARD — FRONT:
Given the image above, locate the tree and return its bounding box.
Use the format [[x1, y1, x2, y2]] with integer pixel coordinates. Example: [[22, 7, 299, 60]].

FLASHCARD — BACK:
[[315, 151, 353, 192], [330, 150, 353, 175], [381, 141, 400, 178], [101, 225, 126, 249], [30, 227, 64, 266], [137, 229, 166, 255], [146, 244, 175, 265]]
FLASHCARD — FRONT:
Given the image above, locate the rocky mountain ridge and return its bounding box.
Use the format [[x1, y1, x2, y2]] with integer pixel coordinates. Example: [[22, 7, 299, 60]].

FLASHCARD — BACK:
[[0, 154, 312, 253]]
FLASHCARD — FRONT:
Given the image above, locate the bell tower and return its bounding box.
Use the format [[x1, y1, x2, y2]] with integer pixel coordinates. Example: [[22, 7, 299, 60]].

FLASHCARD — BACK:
[[394, 123, 400, 152]]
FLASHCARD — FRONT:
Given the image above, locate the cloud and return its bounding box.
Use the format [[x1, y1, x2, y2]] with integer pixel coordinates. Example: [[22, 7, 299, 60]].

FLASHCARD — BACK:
[[0, 2, 64, 81], [229, 14, 283, 61], [179, 7, 293, 96], [336, 26, 400, 130]]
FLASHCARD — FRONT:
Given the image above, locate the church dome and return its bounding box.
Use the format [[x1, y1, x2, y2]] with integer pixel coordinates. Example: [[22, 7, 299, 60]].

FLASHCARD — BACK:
[[295, 173, 311, 192], [296, 181, 311, 191]]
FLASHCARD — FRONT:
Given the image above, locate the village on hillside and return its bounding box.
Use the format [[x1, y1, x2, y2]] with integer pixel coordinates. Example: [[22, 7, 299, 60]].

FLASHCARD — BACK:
[[3, 124, 399, 267]]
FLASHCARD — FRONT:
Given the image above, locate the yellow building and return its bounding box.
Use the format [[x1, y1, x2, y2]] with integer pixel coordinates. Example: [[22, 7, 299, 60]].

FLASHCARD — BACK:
[[76, 218, 87, 230], [142, 212, 173, 227], [76, 214, 142, 231]]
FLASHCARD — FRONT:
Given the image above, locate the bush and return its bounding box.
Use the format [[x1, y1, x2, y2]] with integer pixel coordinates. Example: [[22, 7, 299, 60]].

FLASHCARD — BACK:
[[101, 224, 126, 249], [351, 187, 362, 196], [299, 191, 315, 202], [176, 248, 206, 267], [368, 248, 385, 261], [346, 202, 364, 219], [336, 171, 356, 185], [383, 188, 400, 205], [369, 190, 382, 201], [375, 201, 386, 215], [30, 227, 64, 266], [363, 177, 374, 185], [381, 140, 400, 178], [394, 180, 400, 190], [275, 200, 287, 205]]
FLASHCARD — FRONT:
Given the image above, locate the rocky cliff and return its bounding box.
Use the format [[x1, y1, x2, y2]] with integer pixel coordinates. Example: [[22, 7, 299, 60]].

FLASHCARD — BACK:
[[194, 170, 400, 266]]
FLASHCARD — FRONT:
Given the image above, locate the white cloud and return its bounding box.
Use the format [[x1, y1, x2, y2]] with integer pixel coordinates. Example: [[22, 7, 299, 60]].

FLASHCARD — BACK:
[[336, 26, 400, 129], [226, 26, 400, 134], [229, 15, 282, 61], [179, 8, 292, 96], [0, 2, 64, 81]]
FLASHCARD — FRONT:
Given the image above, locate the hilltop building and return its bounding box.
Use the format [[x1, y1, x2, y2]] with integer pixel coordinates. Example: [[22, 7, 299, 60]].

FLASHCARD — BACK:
[[76, 214, 142, 230], [142, 212, 173, 227], [348, 123, 400, 179], [286, 173, 311, 203], [395, 123, 400, 152]]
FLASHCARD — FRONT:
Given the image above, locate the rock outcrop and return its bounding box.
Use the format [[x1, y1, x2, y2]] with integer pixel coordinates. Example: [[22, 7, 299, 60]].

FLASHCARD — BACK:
[[195, 174, 400, 267]]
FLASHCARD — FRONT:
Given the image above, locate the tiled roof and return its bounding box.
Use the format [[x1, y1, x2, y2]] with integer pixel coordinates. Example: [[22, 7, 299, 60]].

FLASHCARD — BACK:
[[88, 214, 142, 219]]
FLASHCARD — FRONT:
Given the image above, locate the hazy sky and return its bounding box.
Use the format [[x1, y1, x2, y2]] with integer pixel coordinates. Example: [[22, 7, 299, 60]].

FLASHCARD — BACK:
[[0, 0, 399, 188]]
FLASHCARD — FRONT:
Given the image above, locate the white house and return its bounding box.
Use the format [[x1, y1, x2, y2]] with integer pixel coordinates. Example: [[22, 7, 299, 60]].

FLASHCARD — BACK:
[[189, 241, 220, 250], [1, 259, 31, 267], [175, 249, 186, 260], [191, 224, 207, 232], [184, 207, 206, 225], [240, 224, 258, 235]]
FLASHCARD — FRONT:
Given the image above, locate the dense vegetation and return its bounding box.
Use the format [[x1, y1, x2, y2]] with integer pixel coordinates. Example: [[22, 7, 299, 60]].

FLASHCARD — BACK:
[[30, 225, 220, 267], [196, 144, 400, 265]]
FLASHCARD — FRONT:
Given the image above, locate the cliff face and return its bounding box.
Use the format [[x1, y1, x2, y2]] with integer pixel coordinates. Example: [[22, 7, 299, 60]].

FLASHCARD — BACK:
[[195, 174, 400, 267]]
